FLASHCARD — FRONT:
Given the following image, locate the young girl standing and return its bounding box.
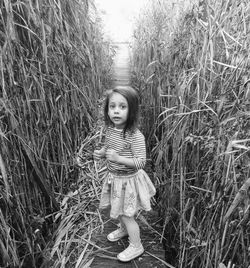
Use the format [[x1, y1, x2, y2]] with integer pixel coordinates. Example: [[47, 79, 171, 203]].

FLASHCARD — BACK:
[[93, 86, 156, 262]]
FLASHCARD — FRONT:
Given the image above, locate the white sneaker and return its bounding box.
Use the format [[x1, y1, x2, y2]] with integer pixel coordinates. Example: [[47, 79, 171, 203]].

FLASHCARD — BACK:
[[117, 243, 144, 262], [107, 228, 128, 242]]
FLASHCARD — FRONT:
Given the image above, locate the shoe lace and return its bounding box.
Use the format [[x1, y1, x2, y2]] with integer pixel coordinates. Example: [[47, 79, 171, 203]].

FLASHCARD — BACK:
[[118, 227, 126, 233], [123, 245, 135, 255]]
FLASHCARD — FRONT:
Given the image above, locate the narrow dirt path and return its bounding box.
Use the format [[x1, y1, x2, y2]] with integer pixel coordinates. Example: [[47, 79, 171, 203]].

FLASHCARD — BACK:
[[90, 43, 168, 268]]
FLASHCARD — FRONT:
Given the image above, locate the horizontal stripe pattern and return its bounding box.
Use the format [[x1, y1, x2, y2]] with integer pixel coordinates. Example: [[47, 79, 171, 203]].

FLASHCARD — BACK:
[[104, 127, 146, 173]]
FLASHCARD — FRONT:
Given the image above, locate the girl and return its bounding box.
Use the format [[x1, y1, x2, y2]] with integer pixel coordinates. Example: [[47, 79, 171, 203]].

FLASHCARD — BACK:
[[93, 86, 156, 262]]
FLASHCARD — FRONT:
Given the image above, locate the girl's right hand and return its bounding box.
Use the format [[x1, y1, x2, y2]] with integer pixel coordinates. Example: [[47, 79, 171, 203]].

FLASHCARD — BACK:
[[93, 148, 105, 160]]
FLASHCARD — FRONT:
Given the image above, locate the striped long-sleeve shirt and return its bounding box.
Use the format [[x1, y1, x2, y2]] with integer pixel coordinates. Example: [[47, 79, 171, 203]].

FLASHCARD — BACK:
[[104, 127, 146, 173]]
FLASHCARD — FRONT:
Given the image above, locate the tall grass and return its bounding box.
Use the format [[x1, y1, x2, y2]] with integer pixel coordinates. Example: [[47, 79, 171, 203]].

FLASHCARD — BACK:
[[131, 0, 250, 267], [0, 0, 113, 266], [47, 129, 107, 268]]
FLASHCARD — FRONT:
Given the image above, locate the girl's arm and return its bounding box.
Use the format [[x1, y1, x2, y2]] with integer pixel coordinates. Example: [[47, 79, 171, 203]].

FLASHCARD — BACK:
[[130, 131, 146, 169], [106, 149, 136, 167], [105, 131, 146, 169]]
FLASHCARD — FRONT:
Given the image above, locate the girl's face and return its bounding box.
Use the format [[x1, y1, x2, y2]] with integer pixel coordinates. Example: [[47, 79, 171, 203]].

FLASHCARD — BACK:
[[108, 92, 128, 129]]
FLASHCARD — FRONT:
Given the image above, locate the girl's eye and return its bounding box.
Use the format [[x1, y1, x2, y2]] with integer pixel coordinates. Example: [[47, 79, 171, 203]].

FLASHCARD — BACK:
[[121, 105, 127, 109], [109, 104, 115, 109]]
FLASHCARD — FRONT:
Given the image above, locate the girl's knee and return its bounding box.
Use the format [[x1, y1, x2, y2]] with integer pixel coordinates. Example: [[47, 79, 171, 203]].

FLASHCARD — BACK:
[[121, 215, 134, 222]]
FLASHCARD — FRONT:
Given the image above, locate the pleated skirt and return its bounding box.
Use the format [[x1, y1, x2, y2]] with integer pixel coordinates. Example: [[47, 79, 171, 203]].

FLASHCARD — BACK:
[[99, 169, 156, 219]]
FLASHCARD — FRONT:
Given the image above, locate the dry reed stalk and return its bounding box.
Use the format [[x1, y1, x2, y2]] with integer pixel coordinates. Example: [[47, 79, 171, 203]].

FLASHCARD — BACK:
[[46, 130, 109, 267], [224, 177, 250, 222], [75, 231, 93, 268]]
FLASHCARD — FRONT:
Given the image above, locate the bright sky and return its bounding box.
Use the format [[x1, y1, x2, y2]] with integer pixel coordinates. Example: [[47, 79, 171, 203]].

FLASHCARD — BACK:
[[94, 0, 149, 42]]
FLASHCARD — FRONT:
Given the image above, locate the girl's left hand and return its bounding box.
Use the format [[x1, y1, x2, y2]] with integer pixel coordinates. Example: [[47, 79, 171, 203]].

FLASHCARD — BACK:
[[105, 149, 120, 163]]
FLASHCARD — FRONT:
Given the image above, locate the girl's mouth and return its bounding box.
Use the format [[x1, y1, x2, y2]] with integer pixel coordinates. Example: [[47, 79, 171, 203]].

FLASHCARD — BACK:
[[113, 117, 121, 120]]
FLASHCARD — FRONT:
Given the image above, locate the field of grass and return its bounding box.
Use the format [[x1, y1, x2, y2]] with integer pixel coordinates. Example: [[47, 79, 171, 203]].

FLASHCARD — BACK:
[[0, 0, 114, 266], [131, 0, 250, 267]]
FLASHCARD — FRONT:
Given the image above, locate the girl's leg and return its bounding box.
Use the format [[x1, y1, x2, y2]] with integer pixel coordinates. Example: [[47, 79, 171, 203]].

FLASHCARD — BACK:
[[117, 215, 144, 262], [118, 215, 127, 231], [120, 215, 141, 247]]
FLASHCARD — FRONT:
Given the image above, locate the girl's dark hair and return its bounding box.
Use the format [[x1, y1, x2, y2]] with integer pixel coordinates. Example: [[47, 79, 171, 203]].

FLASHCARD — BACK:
[[104, 86, 140, 137]]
